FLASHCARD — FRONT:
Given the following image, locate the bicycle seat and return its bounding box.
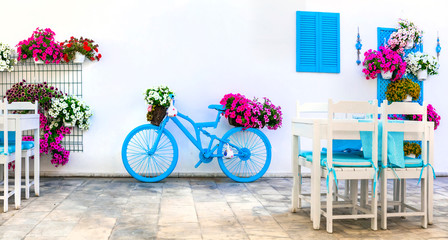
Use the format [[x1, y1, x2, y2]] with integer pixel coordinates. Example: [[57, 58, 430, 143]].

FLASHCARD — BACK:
[[208, 104, 225, 111]]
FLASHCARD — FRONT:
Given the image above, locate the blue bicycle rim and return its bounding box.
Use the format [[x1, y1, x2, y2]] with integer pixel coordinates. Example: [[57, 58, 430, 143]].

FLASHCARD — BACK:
[[218, 128, 271, 182], [122, 124, 178, 182]]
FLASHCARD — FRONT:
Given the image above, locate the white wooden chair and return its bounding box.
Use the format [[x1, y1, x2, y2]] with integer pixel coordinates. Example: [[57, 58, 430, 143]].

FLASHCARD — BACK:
[[379, 100, 431, 229], [322, 100, 379, 233], [292, 100, 379, 233], [0, 101, 39, 211]]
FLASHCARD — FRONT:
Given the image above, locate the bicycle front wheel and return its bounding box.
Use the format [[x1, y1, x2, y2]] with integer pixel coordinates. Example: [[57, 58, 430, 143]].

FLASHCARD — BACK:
[[218, 128, 271, 182], [122, 124, 178, 182]]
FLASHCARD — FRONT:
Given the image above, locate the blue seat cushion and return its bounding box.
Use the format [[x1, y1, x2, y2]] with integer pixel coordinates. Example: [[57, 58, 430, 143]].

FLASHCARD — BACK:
[[0, 141, 35, 155], [379, 157, 424, 168], [299, 151, 372, 167]]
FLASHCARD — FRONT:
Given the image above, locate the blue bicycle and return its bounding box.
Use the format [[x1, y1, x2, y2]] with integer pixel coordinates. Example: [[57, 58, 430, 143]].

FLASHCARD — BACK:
[[121, 96, 272, 183]]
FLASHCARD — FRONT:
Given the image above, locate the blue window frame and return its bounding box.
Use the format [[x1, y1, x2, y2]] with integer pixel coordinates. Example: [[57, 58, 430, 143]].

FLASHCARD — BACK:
[[296, 11, 340, 73]]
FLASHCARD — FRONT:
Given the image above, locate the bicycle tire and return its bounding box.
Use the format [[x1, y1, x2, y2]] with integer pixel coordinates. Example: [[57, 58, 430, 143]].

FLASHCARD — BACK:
[[122, 124, 178, 182], [218, 127, 271, 182]]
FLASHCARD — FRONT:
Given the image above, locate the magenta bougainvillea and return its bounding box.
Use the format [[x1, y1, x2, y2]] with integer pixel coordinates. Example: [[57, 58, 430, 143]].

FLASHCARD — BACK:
[[362, 46, 407, 81], [220, 93, 282, 130]]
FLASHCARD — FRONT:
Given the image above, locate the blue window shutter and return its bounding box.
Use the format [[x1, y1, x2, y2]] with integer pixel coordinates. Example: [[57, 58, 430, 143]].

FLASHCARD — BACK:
[[318, 12, 340, 73], [296, 11, 318, 72]]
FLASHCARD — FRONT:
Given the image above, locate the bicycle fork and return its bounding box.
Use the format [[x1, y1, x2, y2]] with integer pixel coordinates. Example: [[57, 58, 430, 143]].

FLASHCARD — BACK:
[[148, 118, 170, 155]]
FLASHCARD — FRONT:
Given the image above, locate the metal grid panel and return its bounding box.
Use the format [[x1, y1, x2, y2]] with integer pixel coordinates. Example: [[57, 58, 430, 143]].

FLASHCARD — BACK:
[[0, 59, 83, 152], [376, 27, 424, 106]]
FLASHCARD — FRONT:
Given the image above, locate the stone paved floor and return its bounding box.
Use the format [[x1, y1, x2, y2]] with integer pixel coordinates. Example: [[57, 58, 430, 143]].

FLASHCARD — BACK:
[[0, 177, 447, 239]]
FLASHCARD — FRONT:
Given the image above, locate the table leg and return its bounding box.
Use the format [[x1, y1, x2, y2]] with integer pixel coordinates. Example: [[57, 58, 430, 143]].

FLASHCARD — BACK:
[[15, 124, 22, 209], [291, 135, 299, 212], [312, 123, 321, 230]]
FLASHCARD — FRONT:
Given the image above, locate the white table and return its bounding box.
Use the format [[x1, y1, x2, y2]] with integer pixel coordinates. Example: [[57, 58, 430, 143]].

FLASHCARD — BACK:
[[291, 118, 435, 228], [0, 114, 40, 209]]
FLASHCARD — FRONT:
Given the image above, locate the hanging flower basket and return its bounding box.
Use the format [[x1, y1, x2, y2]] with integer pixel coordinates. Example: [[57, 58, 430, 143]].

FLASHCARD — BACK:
[[405, 52, 438, 81], [405, 39, 414, 49], [63, 120, 75, 128], [381, 70, 393, 79]]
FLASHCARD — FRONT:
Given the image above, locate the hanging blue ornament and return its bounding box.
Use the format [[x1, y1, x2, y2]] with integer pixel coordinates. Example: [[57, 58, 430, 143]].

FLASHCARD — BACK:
[[436, 31, 441, 60], [356, 27, 362, 65]]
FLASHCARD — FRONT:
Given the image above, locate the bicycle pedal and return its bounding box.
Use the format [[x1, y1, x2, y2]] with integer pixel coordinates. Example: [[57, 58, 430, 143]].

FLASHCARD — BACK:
[[194, 160, 202, 168]]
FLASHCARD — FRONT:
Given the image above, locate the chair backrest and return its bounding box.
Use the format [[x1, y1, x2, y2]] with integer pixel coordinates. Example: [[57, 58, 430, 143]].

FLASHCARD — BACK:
[[327, 99, 378, 166], [380, 100, 427, 165], [0, 101, 38, 154], [328, 99, 378, 134], [296, 101, 328, 118]]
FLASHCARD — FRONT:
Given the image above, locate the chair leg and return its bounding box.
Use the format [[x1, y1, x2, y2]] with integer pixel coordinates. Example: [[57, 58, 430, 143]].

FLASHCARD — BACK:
[[291, 158, 299, 213], [350, 180, 358, 216], [381, 173, 387, 230], [422, 177, 428, 229], [371, 178, 378, 230], [25, 156, 30, 199], [4, 165, 8, 213], [361, 179, 368, 208], [298, 165, 302, 209], [401, 179, 406, 218], [394, 179, 400, 212], [334, 181, 338, 202], [326, 176, 333, 233], [345, 180, 350, 199]]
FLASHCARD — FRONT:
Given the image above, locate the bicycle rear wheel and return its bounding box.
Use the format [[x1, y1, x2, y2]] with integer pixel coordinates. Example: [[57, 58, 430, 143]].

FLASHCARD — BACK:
[[122, 124, 178, 182], [218, 128, 271, 182]]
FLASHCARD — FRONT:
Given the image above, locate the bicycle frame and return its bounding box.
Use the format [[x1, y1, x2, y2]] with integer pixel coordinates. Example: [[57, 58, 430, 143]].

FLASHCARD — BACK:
[[148, 110, 244, 165]]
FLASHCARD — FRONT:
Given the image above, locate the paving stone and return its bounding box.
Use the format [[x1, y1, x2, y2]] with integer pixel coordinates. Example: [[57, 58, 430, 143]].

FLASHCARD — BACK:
[[0, 177, 445, 239]]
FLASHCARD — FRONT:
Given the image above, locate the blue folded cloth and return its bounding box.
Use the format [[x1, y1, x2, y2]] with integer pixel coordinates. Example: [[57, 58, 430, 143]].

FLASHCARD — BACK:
[[0, 131, 17, 143], [322, 140, 362, 153], [359, 120, 405, 168]]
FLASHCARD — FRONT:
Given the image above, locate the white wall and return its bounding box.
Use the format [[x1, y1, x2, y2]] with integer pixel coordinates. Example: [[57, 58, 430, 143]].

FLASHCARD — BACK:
[[2, 0, 448, 176]]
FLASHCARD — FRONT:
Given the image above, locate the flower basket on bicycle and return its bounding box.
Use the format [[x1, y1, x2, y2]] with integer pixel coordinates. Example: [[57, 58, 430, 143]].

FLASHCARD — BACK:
[[220, 93, 283, 130], [147, 106, 167, 126], [144, 85, 174, 126]]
